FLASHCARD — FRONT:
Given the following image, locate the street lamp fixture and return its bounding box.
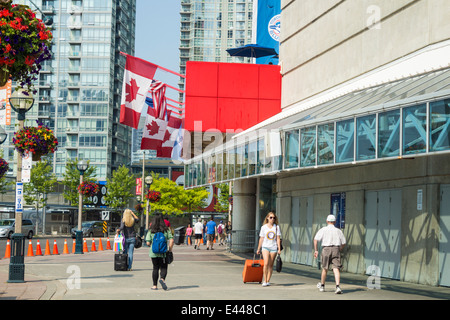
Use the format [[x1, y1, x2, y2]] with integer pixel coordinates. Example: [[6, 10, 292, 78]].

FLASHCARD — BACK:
[[77, 160, 88, 174], [75, 159, 89, 254], [8, 88, 34, 283], [144, 175, 153, 186], [0, 126, 7, 145], [9, 88, 35, 121]]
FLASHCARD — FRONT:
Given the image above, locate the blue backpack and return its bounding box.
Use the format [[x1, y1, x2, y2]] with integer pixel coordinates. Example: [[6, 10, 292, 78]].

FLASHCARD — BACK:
[[152, 232, 167, 254]]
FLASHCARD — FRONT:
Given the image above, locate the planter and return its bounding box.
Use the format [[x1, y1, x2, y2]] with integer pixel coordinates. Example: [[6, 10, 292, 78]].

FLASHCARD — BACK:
[[32, 152, 42, 162], [147, 190, 161, 203], [0, 2, 52, 92], [0, 158, 8, 177], [13, 120, 58, 159]]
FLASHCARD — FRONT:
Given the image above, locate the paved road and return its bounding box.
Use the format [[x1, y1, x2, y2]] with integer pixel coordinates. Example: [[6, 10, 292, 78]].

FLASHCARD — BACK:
[[0, 242, 449, 308]]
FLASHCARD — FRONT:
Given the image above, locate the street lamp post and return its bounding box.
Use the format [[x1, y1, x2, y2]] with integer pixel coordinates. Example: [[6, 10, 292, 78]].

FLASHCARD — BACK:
[[75, 159, 88, 254], [8, 88, 34, 283], [144, 175, 153, 231]]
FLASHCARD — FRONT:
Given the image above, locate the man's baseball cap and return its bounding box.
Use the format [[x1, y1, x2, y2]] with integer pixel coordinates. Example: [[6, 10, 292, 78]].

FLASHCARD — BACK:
[[326, 215, 336, 222]]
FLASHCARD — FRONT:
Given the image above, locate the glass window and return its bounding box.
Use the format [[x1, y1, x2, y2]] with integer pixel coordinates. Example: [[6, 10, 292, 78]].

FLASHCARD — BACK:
[[284, 130, 299, 169], [336, 119, 354, 163], [300, 126, 316, 167], [356, 115, 376, 161], [227, 148, 235, 180], [430, 99, 450, 152], [318, 123, 334, 165], [216, 153, 223, 182], [403, 104, 427, 155], [248, 141, 257, 175], [257, 138, 265, 174], [223, 150, 228, 181], [378, 110, 400, 158], [235, 146, 242, 178], [196, 162, 202, 186], [201, 159, 207, 185], [242, 144, 248, 177]]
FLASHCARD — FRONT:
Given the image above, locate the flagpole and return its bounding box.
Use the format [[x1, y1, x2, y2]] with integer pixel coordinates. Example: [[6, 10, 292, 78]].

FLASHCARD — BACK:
[[120, 52, 186, 78]]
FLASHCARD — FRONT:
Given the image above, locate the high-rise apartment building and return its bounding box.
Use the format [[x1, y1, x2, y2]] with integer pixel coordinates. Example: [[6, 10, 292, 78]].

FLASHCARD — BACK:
[[3, 0, 136, 180], [179, 0, 254, 101]]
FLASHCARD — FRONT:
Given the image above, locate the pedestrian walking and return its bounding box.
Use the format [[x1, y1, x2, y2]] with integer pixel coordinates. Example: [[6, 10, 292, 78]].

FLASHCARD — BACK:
[[256, 212, 281, 287], [116, 209, 139, 271], [145, 214, 174, 290], [193, 219, 203, 249], [313, 214, 346, 294], [226, 220, 232, 246], [206, 216, 217, 250], [202, 220, 207, 245], [185, 224, 193, 245], [217, 220, 226, 246]]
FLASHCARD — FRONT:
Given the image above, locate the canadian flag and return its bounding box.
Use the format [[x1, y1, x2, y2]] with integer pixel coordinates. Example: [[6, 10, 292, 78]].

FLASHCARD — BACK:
[[119, 54, 158, 129], [141, 96, 183, 158]]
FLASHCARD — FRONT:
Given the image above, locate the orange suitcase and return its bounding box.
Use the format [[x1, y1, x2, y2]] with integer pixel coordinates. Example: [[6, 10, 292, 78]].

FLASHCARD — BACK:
[[242, 255, 264, 283]]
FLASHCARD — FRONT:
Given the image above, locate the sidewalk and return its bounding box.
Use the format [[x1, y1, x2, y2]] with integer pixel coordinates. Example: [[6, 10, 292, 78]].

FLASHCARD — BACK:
[[0, 242, 449, 301]]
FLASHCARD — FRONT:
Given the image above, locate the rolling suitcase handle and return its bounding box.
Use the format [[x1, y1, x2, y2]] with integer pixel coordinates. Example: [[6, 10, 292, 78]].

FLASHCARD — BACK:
[[251, 252, 262, 267]]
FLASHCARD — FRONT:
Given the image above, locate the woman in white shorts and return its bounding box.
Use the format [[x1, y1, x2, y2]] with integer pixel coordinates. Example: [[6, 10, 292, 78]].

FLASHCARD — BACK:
[[256, 212, 281, 287]]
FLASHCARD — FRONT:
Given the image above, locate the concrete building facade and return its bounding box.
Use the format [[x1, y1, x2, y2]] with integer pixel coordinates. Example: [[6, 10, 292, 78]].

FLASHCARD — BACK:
[[185, 0, 450, 287]]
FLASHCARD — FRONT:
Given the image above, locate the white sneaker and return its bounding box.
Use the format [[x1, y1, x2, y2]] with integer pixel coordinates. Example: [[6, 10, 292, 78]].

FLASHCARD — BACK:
[[335, 286, 343, 294], [317, 282, 325, 292], [262, 282, 269, 287]]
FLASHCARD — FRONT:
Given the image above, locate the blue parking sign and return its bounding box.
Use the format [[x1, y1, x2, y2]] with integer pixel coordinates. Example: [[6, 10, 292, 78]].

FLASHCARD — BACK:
[[15, 182, 23, 213]]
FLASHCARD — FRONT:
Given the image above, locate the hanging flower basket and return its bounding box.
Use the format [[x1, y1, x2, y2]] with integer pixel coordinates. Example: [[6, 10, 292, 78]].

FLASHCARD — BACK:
[[12, 120, 58, 159], [146, 190, 161, 203], [78, 181, 99, 197], [0, 0, 52, 92], [0, 157, 8, 177]]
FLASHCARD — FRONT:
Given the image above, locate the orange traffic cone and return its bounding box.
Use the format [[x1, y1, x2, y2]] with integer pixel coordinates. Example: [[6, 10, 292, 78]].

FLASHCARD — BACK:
[[63, 239, 69, 254], [83, 239, 89, 253], [44, 240, 51, 255], [26, 240, 34, 257], [106, 237, 112, 250], [4, 240, 11, 258], [72, 239, 76, 253], [52, 240, 59, 255], [98, 238, 104, 251], [91, 239, 97, 252], [35, 240, 43, 256]]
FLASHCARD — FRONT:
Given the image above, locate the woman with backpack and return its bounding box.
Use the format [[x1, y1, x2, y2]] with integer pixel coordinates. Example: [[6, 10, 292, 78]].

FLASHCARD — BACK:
[[145, 214, 174, 290]]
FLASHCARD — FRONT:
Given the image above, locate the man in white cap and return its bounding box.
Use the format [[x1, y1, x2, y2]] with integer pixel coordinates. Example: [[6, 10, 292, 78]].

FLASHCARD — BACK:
[[313, 214, 346, 294]]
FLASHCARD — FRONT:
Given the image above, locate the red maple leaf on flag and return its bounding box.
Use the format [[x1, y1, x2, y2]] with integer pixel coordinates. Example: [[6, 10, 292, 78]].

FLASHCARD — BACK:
[[146, 120, 160, 136], [163, 129, 171, 143], [125, 78, 140, 103]]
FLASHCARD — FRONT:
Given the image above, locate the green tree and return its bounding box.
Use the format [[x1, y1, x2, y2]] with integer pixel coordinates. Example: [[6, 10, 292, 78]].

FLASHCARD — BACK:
[[23, 160, 57, 218], [62, 158, 97, 206], [182, 187, 210, 214], [104, 165, 136, 209], [214, 183, 230, 213], [148, 173, 185, 215]]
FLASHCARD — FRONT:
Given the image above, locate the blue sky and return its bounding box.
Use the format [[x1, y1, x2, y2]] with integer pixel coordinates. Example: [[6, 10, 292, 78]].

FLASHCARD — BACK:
[[135, 1, 181, 101]]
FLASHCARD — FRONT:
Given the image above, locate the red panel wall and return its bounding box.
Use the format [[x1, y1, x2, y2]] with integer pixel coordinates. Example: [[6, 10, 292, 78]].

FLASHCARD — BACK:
[[185, 61, 281, 132]]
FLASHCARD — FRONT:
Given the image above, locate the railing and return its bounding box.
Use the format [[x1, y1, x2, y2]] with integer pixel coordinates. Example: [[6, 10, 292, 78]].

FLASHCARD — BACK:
[[228, 230, 258, 253]]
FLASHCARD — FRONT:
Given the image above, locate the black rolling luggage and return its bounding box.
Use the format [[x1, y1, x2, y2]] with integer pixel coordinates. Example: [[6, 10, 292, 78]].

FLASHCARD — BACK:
[[114, 252, 128, 271]]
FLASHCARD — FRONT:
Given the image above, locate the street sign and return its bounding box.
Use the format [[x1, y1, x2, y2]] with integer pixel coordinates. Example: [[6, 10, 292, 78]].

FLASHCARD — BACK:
[[101, 211, 110, 221], [15, 182, 23, 213]]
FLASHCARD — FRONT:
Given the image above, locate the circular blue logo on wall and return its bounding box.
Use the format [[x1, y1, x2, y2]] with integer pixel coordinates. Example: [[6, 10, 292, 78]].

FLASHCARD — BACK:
[[268, 14, 281, 42]]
